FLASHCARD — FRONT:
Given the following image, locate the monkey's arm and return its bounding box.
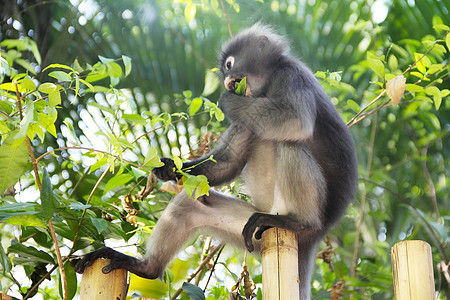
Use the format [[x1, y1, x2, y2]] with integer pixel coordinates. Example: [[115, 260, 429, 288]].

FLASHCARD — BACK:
[[154, 124, 254, 186], [219, 67, 317, 141]]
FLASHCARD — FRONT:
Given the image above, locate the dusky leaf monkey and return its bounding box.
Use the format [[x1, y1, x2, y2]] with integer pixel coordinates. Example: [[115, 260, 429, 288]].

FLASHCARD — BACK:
[[75, 24, 358, 299]]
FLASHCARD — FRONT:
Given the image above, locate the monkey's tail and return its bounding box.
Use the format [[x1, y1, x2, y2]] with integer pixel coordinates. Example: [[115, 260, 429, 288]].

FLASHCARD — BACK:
[[297, 236, 321, 299]]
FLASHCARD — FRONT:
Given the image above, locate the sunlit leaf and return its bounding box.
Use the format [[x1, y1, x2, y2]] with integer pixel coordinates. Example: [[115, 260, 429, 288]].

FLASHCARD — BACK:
[[122, 55, 132, 77], [48, 71, 72, 82], [144, 146, 164, 167], [43, 63, 74, 72], [184, 4, 197, 22], [104, 173, 133, 192], [235, 77, 247, 96], [14, 98, 34, 140], [202, 69, 220, 97], [189, 97, 203, 115]]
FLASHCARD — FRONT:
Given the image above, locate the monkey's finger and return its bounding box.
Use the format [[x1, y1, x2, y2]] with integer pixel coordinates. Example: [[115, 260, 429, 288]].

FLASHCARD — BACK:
[[101, 260, 123, 274], [254, 225, 272, 240]]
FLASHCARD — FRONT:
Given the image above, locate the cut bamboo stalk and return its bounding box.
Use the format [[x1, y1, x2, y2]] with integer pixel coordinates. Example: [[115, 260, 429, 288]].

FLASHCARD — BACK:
[[80, 258, 128, 300], [391, 240, 435, 300], [261, 227, 299, 300]]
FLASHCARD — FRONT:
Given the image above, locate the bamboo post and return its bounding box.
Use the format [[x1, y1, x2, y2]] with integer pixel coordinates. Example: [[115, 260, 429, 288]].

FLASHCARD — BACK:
[[80, 258, 129, 300], [261, 227, 299, 300], [391, 240, 435, 300]]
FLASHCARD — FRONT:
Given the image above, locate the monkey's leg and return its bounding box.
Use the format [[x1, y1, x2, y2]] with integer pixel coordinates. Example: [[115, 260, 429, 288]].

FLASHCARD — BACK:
[[76, 189, 258, 278]]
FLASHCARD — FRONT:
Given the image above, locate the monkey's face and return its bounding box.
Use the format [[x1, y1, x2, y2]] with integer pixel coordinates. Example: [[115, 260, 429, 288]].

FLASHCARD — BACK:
[[220, 52, 270, 97], [219, 29, 287, 97]]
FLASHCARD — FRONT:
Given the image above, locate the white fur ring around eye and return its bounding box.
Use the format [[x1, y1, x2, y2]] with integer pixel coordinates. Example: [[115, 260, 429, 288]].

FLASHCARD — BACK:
[[225, 56, 234, 70]]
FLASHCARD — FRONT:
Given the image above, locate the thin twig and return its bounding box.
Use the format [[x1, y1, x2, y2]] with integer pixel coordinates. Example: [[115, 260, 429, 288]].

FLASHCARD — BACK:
[[170, 242, 225, 300], [219, 0, 233, 37], [48, 218, 68, 300], [68, 166, 109, 256]]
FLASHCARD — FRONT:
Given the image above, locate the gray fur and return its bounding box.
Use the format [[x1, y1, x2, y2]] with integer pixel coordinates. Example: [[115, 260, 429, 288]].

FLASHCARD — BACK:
[[76, 24, 358, 300]]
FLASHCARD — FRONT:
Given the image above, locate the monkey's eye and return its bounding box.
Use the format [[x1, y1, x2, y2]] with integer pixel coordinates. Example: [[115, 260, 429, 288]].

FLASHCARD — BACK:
[[224, 56, 234, 70]]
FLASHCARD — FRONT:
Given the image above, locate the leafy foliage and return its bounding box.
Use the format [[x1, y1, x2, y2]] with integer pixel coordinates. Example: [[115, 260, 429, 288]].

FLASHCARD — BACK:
[[0, 0, 449, 299]]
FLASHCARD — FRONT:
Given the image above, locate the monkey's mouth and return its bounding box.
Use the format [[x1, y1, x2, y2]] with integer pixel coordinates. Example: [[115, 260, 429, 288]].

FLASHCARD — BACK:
[[224, 76, 243, 91]]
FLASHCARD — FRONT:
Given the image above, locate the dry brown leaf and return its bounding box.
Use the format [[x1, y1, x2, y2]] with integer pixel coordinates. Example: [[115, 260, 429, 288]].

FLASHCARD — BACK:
[[386, 75, 406, 106], [160, 181, 183, 194]]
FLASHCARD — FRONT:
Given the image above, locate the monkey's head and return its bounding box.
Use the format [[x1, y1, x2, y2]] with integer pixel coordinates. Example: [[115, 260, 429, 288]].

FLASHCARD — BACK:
[[218, 24, 290, 97]]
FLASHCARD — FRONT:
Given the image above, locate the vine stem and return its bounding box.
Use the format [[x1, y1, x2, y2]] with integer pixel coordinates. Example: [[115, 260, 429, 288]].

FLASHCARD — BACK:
[[219, 0, 233, 37], [35, 145, 152, 172]]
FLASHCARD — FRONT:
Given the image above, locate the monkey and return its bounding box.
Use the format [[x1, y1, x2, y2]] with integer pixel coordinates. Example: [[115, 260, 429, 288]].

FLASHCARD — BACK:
[[75, 24, 358, 299]]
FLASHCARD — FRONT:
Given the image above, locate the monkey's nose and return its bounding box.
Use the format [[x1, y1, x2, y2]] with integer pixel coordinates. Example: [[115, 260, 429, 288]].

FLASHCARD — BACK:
[[224, 76, 240, 91]]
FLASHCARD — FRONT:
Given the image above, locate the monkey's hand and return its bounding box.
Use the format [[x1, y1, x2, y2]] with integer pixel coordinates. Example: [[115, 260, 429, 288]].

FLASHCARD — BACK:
[[218, 91, 249, 121], [242, 213, 311, 252], [75, 247, 132, 274], [153, 157, 178, 181]]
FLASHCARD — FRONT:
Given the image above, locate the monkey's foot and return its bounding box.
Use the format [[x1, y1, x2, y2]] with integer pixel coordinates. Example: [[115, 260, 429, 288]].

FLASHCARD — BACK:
[[242, 213, 311, 252], [74, 247, 159, 279]]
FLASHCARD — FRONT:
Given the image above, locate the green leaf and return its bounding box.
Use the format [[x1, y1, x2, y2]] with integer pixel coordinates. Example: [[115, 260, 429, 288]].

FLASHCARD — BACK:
[[48, 91, 61, 107], [91, 217, 109, 234], [235, 77, 247, 96], [15, 58, 36, 75], [183, 90, 192, 98], [405, 84, 423, 92], [346, 100, 360, 113], [41, 168, 58, 221], [104, 173, 133, 192], [425, 86, 442, 110], [183, 174, 209, 200], [144, 146, 164, 168], [122, 55, 132, 77], [446, 33, 450, 53], [202, 69, 219, 97], [98, 55, 114, 64], [189, 97, 203, 115], [38, 82, 57, 94], [106, 61, 123, 78], [387, 55, 398, 71], [4, 214, 47, 228], [58, 261, 77, 300], [173, 156, 183, 171], [19, 78, 36, 91], [214, 108, 224, 121], [182, 282, 205, 300], [0, 134, 29, 195], [0, 239, 12, 273], [367, 53, 385, 79], [48, 71, 72, 82], [68, 202, 91, 211], [8, 243, 54, 264], [14, 98, 34, 140], [42, 63, 74, 72], [122, 113, 147, 125]]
